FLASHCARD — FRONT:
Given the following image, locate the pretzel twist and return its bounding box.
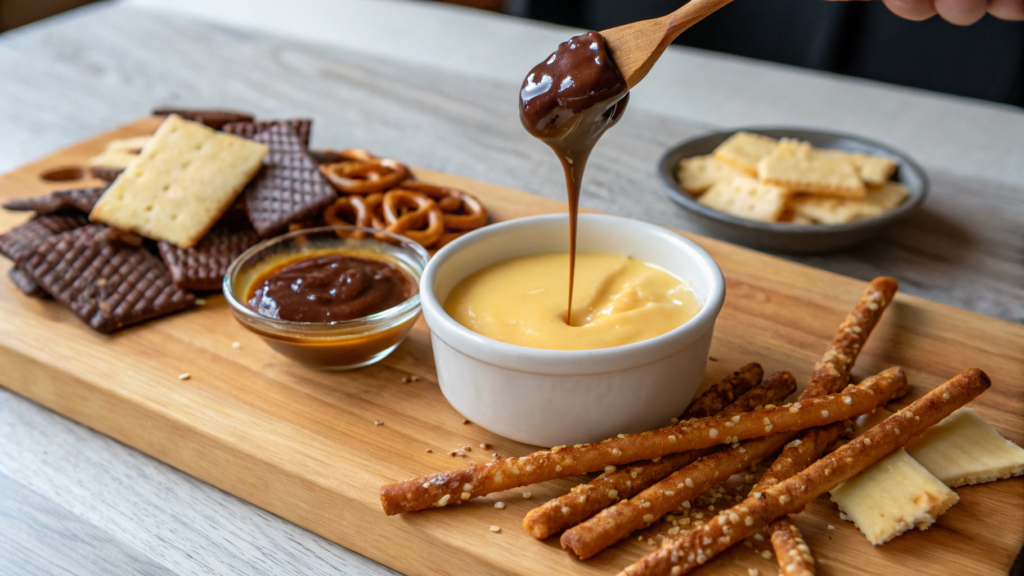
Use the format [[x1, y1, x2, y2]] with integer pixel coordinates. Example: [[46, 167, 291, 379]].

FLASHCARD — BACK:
[[383, 190, 445, 247], [523, 364, 772, 540], [323, 195, 371, 239], [395, 180, 488, 232], [380, 376, 900, 516], [620, 369, 991, 576], [319, 158, 410, 194]]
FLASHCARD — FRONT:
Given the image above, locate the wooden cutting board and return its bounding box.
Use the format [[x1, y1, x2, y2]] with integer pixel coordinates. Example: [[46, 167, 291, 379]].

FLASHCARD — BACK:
[[0, 118, 1021, 576]]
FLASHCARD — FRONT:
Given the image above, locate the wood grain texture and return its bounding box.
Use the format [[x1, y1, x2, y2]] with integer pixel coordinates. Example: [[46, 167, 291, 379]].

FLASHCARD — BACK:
[[0, 6, 1020, 323], [0, 119, 1022, 576]]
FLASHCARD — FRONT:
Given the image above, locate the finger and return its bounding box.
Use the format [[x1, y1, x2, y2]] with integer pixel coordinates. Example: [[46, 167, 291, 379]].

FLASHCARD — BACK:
[[988, 0, 1024, 20], [935, 0, 989, 23], [882, 0, 938, 20]]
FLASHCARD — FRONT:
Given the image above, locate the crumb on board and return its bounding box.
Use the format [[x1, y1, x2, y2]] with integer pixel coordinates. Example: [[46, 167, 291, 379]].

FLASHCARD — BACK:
[[373, 420, 384, 426], [495, 501, 506, 509], [178, 372, 191, 380], [425, 448, 433, 453], [523, 492, 532, 499], [231, 341, 240, 349], [490, 525, 501, 533]]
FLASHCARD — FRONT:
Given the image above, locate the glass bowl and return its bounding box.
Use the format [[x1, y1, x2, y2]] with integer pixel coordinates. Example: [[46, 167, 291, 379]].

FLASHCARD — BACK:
[[223, 226, 429, 370]]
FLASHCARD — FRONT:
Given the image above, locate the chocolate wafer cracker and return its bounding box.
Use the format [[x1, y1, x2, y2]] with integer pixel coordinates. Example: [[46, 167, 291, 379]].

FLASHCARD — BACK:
[[3, 187, 105, 215], [0, 214, 88, 263], [223, 119, 312, 149], [19, 224, 194, 333], [8, 267, 47, 298], [158, 219, 261, 291], [153, 108, 255, 130], [239, 123, 337, 237]]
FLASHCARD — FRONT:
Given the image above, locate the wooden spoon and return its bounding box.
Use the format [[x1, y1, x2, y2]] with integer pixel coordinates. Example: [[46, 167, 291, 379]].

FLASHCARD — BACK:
[[602, 0, 735, 89]]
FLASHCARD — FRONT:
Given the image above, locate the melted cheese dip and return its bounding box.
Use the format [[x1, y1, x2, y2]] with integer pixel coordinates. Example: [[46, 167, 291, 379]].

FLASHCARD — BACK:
[[443, 253, 700, 350]]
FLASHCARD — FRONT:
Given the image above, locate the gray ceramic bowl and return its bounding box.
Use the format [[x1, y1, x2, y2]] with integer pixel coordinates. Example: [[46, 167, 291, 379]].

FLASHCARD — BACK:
[[657, 128, 928, 253]]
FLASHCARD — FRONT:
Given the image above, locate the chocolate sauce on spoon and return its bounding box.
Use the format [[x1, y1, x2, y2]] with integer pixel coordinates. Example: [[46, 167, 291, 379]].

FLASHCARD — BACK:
[[519, 31, 629, 325]]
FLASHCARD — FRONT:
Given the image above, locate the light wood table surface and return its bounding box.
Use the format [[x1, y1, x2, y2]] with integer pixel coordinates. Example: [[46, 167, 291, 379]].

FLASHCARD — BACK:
[[1, 2, 1021, 575]]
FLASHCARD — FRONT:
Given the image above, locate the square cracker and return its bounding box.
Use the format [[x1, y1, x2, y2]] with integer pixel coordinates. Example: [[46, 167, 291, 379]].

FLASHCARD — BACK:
[[758, 139, 865, 198], [712, 132, 778, 174], [792, 181, 908, 224], [675, 155, 743, 195], [698, 174, 790, 223], [814, 149, 898, 185], [89, 115, 268, 248]]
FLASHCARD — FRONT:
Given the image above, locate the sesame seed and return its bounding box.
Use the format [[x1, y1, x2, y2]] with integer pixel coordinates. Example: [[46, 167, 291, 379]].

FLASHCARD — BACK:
[[895, 428, 901, 435], [668, 435, 677, 442], [561, 506, 570, 515], [762, 550, 773, 559], [373, 420, 384, 426], [436, 494, 450, 506], [652, 457, 661, 462], [670, 417, 679, 424], [672, 567, 683, 576], [725, 421, 734, 427], [779, 494, 790, 504], [794, 402, 801, 409], [915, 415, 921, 421], [490, 525, 501, 533], [461, 492, 471, 500], [821, 410, 829, 418], [765, 425, 773, 432], [864, 438, 872, 446], [731, 415, 741, 423], [525, 465, 535, 472], [611, 448, 622, 456], [828, 524, 835, 530], [745, 516, 754, 526], [194, 298, 207, 306], [422, 482, 430, 488], [754, 533, 764, 542], [523, 492, 532, 499], [748, 569, 760, 576], [790, 406, 799, 413], [618, 434, 626, 439], [943, 392, 950, 400], [843, 395, 852, 405], [685, 478, 694, 488], [709, 428, 719, 438], [643, 514, 655, 523], [495, 501, 505, 509], [231, 341, 240, 349], [682, 501, 691, 508], [763, 417, 771, 425], [605, 465, 616, 473], [608, 489, 618, 499]]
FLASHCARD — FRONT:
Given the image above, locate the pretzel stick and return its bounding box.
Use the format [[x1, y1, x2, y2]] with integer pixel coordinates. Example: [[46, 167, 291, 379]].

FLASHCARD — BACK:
[[620, 368, 991, 576], [524, 368, 789, 539], [561, 367, 906, 559], [380, 379, 896, 515], [769, 519, 815, 576], [758, 277, 898, 572], [679, 363, 764, 420]]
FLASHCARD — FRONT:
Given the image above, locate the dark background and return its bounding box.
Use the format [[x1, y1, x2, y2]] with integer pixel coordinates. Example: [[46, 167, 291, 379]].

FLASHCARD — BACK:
[[3, 0, 1021, 107], [521, 0, 1023, 107]]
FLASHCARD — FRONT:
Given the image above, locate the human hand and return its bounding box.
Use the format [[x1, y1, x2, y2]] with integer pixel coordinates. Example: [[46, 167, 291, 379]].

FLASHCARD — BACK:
[[831, 0, 1024, 25]]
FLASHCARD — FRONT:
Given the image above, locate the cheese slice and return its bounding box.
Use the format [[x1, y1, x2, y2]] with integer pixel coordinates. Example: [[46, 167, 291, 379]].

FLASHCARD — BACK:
[[830, 448, 958, 545], [905, 407, 1024, 487]]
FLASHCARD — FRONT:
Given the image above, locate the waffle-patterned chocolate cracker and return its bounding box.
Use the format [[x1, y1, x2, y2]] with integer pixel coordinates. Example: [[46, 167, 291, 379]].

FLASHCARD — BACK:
[[8, 267, 47, 298], [3, 187, 104, 215], [0, 214, 89, 263], [158, 218, 261, 292], [223, 119, 313, 149], [19, 224, 195, 333], [235, 123, 336, 237]]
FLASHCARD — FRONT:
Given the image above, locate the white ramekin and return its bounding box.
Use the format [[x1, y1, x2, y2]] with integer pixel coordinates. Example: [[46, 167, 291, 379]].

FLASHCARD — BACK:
[[420, 214, 725, 447]]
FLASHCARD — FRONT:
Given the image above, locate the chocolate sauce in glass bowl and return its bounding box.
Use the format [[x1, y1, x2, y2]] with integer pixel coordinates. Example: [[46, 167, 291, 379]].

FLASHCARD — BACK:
[[519, 31, 629, 325]]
